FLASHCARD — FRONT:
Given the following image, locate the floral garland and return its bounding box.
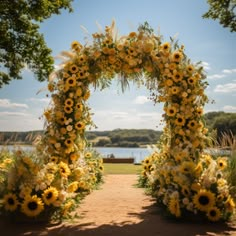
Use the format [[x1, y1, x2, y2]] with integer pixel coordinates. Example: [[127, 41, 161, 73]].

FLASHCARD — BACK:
[[0, 21, 234, 222]]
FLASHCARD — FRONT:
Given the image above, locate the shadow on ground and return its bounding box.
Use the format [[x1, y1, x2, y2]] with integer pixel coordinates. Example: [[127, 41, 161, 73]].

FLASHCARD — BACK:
[[1, 203, 236, 236]]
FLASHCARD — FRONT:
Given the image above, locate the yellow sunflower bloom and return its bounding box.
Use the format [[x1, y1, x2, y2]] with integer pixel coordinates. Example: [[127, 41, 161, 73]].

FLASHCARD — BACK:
[[161, 42, 171, 53], [168, 197, 181, 217], [175, 115, 185, 126], [21, 195, 44, 217], [67, 181, 79, 193], [166, 106, 177, 117], [193, 189, 215, 211], [65, 98, 74, 107], [206, 207, 221, 222], [42, 187, 59, 205], [65, 138, 73, 147], [75, 87, 83, 97], [179, 161, 196, 175], [59, 161, 71, 178], [171, 51, 183, 63], [217, 157, 228, 170], [187, 76, 196, 85], [75, 121, 85, 130], [187, 120, 198, 130], [172, 71, 183, 82], [69, 64, 79, 74], [3, 193, 19, 211], [66, 75, 76, 87], [64, 106, 73, 114]]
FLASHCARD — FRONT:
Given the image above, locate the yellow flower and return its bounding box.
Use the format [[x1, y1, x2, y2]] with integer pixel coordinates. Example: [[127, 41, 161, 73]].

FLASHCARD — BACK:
[[42, 187, 59, 205], [172, 71, 183, 82], [187, 120, 198, 130], [171, 51, 183, 63], [225, 196, 235, 212], [66, 75, 77, 87], [78, 54, 87, 64], [85, 152, 92, 158], [3, 193, 19, 211], [65, 98, 74, 107], [76, 103, 83, 111], [21, 195, 44, 217], [181, 185, 191, 197], [129, 32, 137, 38], [179, 161, 196, 175], [193, 189, 215, 211], [65, 138, 73, 147], [75, 87, 83, 97], [70, 152, 80, 162], [187, 76, 196, 85], [67, 181, 79, 193], [71, 41, 82, 51], [206, 207, 221, 222], [64, 105, 73, 114], [186, 65, 194, 74], [99, 165, 104, 172], [171, 86, 180, 94], [175, 115, 185, 126], [217, 157, 228, 170], [166, 106, 177, 117], [168, 197, 181, 217], [83, 90, 90, 100], [69, 64, 79, 74], [161, 42, 171, 53], [50, 156, 59, 163], [75, 121, 85, 130], [59, 161, 71, 178]]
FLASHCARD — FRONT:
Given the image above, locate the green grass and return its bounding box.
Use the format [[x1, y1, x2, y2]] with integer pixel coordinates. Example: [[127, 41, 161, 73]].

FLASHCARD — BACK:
[[103, 163, 142, 175]]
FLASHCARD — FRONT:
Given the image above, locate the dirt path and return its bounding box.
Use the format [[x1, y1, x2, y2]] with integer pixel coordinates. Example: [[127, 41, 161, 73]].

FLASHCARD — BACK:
[[1, 175, 236, 236]]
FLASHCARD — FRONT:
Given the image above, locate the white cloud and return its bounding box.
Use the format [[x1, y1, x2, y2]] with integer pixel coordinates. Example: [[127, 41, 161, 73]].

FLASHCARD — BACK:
[[133, 96, 150, 104], [0, 111, 30, 117], [222, 68, 236, 74], [201, 61, 211, 70], [28, 98, 50, 103], [0, 99, 28, 109], [207, 74, 226, 80], [223, 105, 236, 112], [214, 83, 236, 93]]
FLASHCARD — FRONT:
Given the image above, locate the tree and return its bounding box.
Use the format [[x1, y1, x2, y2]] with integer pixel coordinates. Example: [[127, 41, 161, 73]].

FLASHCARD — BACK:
[[0, 0, 74, 88], [202, 0, 236, 32]]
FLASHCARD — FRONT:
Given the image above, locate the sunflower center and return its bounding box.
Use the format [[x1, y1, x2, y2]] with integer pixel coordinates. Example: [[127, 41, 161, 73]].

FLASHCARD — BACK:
[[210, 210, 216, 217], [8, 198, 15, 205], [46, 192, 53, 200], [28, 201, 38, 210], [178, 118, 183, 122], [199, 195, 209, 205]]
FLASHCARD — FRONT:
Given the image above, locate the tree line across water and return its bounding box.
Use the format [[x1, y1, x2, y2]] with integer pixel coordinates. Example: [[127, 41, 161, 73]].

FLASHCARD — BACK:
[[0, 112, 235, 147]]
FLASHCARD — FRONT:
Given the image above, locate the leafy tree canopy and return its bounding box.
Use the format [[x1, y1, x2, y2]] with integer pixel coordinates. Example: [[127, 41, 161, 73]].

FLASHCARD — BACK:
[[203, 0, 236, 32], [0, 0, 73, 88]]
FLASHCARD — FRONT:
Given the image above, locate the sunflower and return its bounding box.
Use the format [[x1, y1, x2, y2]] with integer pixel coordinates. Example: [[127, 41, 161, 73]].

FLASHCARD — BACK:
[[59, 161, 71, 178], [21, 195, 44, 217], [3, 193, 19, 211], [69, 64, 79, 74], [50, 156, 58, 163], [70, 153, 80, 162], [65, 138, 73, 147], [75, 87, 83, 97], [71, 40, 82, 51], [196, 107, 203, 116], [171, 51, 183, 63], [186, 65, 194, 74], [83, 90, 91, 100], [179, 161, 196, 175], [172, 71, 183, 83], [175, 115, 185, 126], [168, 197, 181, 217], [85, 152, 92, 158], [64, 98, 74, 107], [66, 76, 76, 87], [217, 157, 227, 170], [206, 207, 221, 222], [187, 76, 196, 85], [42, 187, 59, 205], [78, 54, 87, 64], [64, 105, 73, 114], [67, 181, 79, 193], [181, 185, 191, 197], [161, 42, 171, 53], [171, 86, 180, 94], [166, 106, 177, 117], [193, 189, 215, 211], [187, 120, 198, 130], [225, 196, 235, 212], [75, 121, 85, 130], [76, 103, 83, 111]]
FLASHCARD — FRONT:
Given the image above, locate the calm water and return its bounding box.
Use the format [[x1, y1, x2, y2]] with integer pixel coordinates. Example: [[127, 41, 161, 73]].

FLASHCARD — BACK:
[[0, 145, 151, 163]]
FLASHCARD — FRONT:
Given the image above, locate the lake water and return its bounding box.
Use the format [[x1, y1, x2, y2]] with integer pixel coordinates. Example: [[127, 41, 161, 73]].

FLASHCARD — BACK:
[[0, 145, 151, 163]]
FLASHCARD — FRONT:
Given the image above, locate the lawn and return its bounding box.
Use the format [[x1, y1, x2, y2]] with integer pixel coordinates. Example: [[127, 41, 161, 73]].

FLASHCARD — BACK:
[[103, 163, 142, 175]]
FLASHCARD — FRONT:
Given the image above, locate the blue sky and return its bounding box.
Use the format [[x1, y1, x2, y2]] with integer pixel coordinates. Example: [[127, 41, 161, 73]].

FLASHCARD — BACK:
[[0, 0, 235, 131]]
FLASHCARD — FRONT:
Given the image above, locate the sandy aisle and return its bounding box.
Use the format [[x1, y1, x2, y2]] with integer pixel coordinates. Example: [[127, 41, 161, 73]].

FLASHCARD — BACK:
[[1, 175, 236, 236]]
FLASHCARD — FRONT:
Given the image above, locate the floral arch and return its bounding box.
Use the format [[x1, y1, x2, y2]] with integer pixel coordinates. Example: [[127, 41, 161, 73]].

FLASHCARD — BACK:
[[1, 22, 234, 222]]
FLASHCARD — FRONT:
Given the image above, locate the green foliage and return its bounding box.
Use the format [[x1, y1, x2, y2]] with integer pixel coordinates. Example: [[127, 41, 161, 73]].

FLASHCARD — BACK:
[[203, 0, 236, 32], [103, 163, 141, 175], [204, 111, 236, 142], [0, 0, 73, 87]]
